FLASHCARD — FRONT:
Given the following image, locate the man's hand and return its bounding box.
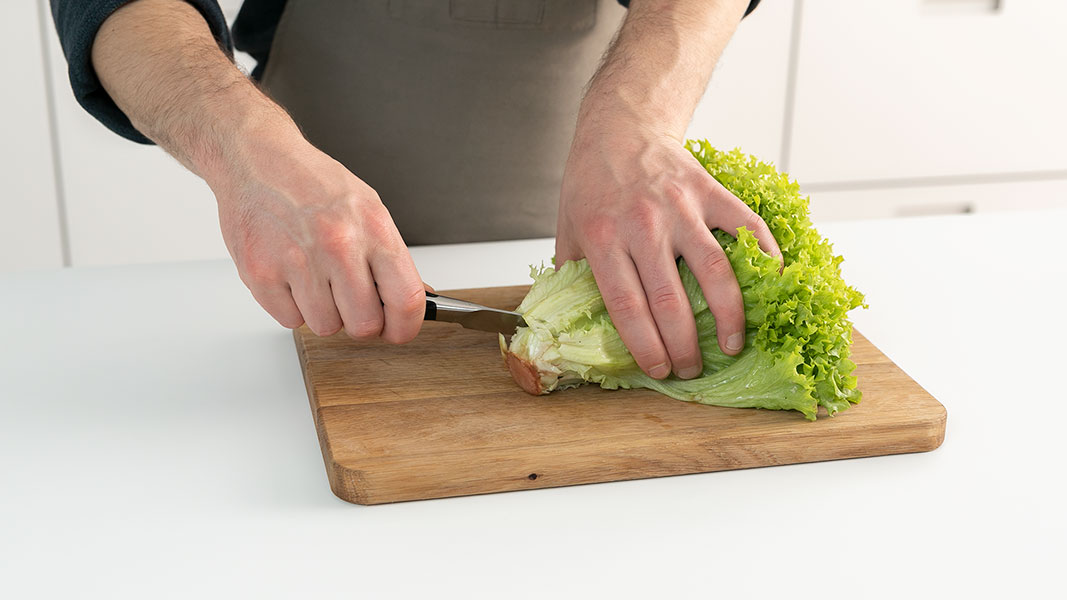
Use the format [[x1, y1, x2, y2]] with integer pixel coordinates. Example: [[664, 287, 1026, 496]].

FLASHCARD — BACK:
[[92, 0, 425, 341], [211, 122, 426, 341], [556, 0, 779, 380]]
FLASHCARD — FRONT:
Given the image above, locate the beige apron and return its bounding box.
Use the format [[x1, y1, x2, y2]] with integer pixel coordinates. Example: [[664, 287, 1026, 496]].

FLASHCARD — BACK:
[[260, 0, 626, 245]]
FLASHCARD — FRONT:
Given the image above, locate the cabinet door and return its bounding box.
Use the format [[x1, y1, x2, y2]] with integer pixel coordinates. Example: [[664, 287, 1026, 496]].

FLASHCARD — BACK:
[[687, 0, 795, 166], [0, 0, 63, 273], [788, 0, 1067, 185], [44, 2, 231, 268]]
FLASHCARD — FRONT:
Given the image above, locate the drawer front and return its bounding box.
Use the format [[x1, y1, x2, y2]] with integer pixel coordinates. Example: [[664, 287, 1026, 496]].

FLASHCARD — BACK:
[[808, 179, 1067, 222]]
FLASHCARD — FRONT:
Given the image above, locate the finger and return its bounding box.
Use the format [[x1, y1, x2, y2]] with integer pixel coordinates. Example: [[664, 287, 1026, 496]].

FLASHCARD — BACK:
[[370, 246, 426, 345], [423, 282, 436, 294], [247, 283, 305, 329], [586, 249, 672, 379], [683, 230, 746, 356], [706, 186, 781, 259], [289, 274, 344, 337], [633, 248, 703, 379], [330, 261, 385, 341]]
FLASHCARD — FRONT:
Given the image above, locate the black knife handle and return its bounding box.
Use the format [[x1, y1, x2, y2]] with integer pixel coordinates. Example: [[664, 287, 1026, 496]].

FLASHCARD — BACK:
[[424, 291, 438, 321]]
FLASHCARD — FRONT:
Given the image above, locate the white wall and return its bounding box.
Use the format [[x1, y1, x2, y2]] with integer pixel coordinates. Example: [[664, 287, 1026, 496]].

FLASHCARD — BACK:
[[42, 0, 238, 268], [688, 0, 795, 166], [0, 0, 63, 272], [3, 0, 1066, 273]]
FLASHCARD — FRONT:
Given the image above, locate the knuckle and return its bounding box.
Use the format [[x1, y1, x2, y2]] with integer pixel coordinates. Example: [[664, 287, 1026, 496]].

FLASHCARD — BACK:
[[320, 234, 354, 258], [308, 207, 341, 235], [626, 202, 659, 230], [741, 210, 766, 234], [648, 284, 686, 314], [310, 320, 343, 337], [280, 246, 308, 272], [315, 221, 358, 257], [241, 256, 281, 286], [669, 345, 701, 367], [581, 219, 618, 247], [662, 182, 687, 205], [345, 318, 383, 340], [381, 322, 419, 345], [695, 248, 733, 279], [273, 311, 305, 330], [629, 345, 667, 370], [394, 285, 426, 316], [361, 204, 397, 242], [605, 290, 645, 319], [363, 216, 392, 244]]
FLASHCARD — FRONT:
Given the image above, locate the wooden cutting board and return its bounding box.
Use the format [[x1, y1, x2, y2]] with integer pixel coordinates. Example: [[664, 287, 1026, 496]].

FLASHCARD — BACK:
[[294, 285, 946, 505]]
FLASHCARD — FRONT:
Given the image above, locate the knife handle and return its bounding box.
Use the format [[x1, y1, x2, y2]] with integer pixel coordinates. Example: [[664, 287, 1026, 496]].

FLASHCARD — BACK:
[[424, 291, 439, 321], [424, 292, 488, 323]]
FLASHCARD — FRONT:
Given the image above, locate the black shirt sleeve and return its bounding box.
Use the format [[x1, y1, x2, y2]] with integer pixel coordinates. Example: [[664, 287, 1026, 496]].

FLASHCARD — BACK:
[[49, 0, 234, 144], [232, 0, 286, 81]]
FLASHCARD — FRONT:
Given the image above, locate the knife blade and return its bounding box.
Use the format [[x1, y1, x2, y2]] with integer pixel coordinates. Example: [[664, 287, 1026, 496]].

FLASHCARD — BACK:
[[424, 292, 527, 334]]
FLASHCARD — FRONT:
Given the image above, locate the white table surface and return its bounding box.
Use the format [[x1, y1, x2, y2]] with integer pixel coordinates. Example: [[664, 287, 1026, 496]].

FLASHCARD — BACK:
[[2, 211, 1065, 599]]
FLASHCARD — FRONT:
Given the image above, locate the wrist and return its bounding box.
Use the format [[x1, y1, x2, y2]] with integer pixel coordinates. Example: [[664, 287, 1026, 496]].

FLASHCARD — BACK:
[[179, 85, 306, 189], [576, 80, 689, 142]]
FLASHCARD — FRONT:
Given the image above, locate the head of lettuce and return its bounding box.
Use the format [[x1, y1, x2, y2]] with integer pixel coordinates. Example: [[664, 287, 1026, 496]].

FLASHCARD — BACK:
[[502, 142, 867, 421]]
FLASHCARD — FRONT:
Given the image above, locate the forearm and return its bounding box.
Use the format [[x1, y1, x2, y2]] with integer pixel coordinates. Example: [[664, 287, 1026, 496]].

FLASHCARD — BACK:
[[581, 0, 749, 139], [90, 0, 296, 181], [89, 1, 426, 345]]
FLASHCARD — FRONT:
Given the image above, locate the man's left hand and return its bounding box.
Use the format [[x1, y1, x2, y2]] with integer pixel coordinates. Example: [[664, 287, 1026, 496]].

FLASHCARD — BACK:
[[555, 119, 780, 381]]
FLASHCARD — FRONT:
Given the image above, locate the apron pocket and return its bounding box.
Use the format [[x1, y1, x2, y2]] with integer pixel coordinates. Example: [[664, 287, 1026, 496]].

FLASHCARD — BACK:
[[388, 0, 596, 31], [451, 0, 544, 26]]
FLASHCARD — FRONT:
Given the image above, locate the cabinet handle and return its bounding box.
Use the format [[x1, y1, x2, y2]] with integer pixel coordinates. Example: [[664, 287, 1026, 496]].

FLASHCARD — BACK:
[[921, 0, 1001, 15], [897, 203, 975, 218]]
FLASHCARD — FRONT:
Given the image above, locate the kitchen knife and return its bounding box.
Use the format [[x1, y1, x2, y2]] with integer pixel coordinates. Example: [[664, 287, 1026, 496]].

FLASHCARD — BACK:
[[424, 292, 527, 334]]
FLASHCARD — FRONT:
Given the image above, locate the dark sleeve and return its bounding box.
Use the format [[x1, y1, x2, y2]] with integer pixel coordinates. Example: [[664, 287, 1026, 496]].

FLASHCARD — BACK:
[[49, 0, 234, 145], [616, 0, 761, 17], [232, 0, 287, 81]]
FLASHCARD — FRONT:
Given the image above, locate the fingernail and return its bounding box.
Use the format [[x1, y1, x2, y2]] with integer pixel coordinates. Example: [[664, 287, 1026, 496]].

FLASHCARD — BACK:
[[650, 362, 671, 379], [678, 365, 702, 380], [726, 332, 744, 352]]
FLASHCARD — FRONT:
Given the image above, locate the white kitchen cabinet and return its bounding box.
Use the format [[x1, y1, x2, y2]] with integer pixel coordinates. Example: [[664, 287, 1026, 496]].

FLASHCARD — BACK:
[[788, 0, 1067, 185], [687, 0, 794, 166], [807, 178, 1067, 222], [0, 0, 63, 273]]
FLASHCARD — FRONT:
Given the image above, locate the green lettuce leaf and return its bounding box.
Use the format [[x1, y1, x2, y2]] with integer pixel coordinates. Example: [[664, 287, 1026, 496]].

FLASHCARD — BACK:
[[504, 143, 866, 420]]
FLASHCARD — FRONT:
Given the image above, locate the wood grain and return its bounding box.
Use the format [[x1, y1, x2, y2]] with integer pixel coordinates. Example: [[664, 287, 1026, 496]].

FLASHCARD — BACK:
[[294, 285, 947, 505]]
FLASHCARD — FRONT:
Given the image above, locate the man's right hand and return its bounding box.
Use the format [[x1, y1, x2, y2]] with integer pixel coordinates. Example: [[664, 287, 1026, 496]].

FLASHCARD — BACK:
[[91, 0, 426, 342], [209, 122, 427, 342]]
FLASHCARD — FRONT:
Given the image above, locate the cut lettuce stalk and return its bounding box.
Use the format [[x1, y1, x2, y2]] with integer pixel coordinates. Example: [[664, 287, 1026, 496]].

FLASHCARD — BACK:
[[502, 142, 866, 420]]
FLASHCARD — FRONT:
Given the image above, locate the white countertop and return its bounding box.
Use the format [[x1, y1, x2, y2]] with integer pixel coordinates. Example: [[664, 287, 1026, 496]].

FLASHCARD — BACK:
[[2, 211, 1065, 598]]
